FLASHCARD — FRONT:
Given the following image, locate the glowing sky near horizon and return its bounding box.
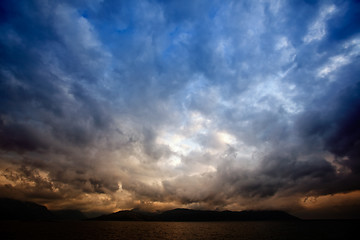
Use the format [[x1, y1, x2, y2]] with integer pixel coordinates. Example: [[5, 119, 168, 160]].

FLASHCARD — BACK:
[[0, 0, 360, 219]]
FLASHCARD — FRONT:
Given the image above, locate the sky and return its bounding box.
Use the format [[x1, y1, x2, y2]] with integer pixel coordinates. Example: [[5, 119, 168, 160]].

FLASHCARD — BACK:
[[0, 0, 360, 219]]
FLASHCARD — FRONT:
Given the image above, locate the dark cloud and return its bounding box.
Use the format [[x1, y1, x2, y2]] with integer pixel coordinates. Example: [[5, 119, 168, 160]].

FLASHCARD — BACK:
[[0, 0, 359, 218]]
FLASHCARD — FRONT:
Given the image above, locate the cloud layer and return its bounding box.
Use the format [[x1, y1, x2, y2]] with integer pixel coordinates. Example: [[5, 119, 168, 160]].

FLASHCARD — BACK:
[[0, 0, 360, 218]]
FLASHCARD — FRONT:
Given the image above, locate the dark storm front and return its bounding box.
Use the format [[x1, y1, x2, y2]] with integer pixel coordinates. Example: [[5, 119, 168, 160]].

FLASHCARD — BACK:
[[1, 221, 358, 240]]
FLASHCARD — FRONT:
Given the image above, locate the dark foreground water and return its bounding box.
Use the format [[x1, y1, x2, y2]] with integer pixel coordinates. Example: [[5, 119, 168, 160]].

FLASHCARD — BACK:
[[0, 220, 358, 240]]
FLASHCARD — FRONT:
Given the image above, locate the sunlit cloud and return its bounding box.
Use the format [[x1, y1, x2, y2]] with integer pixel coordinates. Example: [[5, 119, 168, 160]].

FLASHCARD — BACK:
[[0, 0, 359, 219]]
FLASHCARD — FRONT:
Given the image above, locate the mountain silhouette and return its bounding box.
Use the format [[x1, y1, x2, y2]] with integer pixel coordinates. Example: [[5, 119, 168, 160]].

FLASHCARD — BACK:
[[93, 209, 155, 221], [0, 198, 53, 220], [93, 208, 300, 221], [51, 209, 86, 220], [0, 198, 86, 220], [0, 198, 299, 221]]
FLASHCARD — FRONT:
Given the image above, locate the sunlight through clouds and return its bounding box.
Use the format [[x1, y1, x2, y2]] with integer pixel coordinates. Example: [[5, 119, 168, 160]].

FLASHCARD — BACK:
[[0, 0, 359, 218]]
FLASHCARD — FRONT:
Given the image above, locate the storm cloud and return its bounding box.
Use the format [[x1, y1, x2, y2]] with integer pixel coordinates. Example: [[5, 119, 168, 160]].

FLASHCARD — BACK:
[[0, 0, 359, 218]]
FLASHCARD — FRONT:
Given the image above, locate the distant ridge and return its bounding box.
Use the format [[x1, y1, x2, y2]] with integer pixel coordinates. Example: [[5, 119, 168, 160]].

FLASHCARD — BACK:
[[0, 198, 299, 221], [0, 198, 86, 220], [0, 198, 53, 220], [94, 209, 155, 221], [51, 209, 87, 220], [93, 208, 300, 221]]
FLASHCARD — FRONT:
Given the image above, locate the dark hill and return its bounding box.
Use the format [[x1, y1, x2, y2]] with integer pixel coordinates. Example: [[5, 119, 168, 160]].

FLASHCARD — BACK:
[[51, 209, 86, 220], [93, 208, 300, 221], [0, 198, 87, 221], [158, 208, 299, 221], [0, 198, 53, 220], [93, 209, 154, 221], [0, 198, 299, 222]]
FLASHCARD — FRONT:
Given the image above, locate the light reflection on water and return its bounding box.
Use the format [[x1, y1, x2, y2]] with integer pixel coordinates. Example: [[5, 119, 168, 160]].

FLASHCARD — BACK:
[[0, 220, 358, 240]]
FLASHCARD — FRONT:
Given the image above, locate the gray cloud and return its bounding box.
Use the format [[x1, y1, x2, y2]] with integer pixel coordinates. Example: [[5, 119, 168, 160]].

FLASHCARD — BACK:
[[0, 0, 359, 218]]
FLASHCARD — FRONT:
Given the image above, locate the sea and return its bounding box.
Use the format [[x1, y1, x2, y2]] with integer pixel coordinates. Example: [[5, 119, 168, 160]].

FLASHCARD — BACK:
[[0, 220, 358, 240]]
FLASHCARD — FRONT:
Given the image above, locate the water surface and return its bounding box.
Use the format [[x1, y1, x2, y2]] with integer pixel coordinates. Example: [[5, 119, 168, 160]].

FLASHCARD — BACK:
[[1, 220, 358, 240]]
